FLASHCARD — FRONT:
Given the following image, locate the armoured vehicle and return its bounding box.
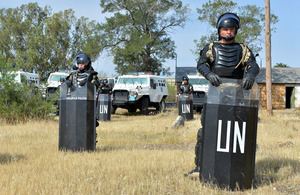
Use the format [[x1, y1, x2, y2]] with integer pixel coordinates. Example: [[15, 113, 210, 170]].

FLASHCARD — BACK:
[[44, 70, 71, 98], [187, 73, 209, 112], [0, 70, 39, 88], [112, 72, 168, 114]]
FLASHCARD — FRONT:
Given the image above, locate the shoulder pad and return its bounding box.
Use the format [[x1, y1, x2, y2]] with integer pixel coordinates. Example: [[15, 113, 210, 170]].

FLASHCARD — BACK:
[[206, 43, 214, 62]]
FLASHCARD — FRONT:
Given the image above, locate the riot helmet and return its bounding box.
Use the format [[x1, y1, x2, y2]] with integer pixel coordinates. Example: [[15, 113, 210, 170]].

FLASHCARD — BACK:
[[103, 79, 108, 85], [182, 76, 189, 81], [216, 13, 240, 41], [75, 53, 91, 72]]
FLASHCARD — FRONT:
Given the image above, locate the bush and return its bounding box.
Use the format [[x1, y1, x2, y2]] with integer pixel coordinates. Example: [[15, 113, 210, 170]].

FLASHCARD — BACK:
[[165, 82, 176, 103], [0, 59, 54, 124]]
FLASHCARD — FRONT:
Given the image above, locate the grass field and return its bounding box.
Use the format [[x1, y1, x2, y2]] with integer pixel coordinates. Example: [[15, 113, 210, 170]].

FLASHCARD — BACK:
[[0, 107, 299, 194]]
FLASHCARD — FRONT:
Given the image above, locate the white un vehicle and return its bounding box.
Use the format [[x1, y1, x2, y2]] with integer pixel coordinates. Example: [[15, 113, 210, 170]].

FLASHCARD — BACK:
[[0, 70, 39, 88], [187, 73, 209, 112], [44, 70, 71, 98], [112, 72, 168, 114]]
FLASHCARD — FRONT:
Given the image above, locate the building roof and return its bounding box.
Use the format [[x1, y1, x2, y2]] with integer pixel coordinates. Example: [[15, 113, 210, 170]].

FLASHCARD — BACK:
[[176, 67, 300, 84], [256, 68, 300, 84], [175, 67, 197, 82]]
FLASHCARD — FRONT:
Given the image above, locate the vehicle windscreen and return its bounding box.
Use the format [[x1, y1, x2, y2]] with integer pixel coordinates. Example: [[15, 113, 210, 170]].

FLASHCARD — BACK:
[[0, 74, 17, 80], [118, 77, 148, 85], [189, 78, 209, 85], [50, 75, 67, 82]]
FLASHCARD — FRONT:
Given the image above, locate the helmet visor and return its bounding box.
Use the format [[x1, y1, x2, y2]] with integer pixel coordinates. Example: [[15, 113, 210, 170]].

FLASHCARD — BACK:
[[217, 13, 240, 29]]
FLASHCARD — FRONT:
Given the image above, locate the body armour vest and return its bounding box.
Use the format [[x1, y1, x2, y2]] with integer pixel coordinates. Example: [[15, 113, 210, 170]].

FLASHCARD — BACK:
[[211, 42, 244, 79], [181, 84, 192, 94], [72, 72, 90, 85], [100, 86, 112, 94]]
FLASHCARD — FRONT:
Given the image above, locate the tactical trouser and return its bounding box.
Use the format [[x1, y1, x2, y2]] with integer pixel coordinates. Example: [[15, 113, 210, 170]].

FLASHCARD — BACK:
[[185, 107, 205, 176], [194, 106, 204, 168]]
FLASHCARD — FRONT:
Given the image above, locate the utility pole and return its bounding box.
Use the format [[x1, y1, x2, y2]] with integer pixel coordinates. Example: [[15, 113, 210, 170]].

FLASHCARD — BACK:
[[265, 0, 273, 115]]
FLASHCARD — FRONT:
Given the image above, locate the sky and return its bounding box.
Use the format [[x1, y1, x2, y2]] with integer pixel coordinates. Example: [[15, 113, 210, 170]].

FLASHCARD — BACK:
[[1, 0, 300, 77]]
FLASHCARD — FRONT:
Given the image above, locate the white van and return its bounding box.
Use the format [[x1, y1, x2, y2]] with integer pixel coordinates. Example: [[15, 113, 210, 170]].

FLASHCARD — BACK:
[[187, 73, 209, 112], [1, 70, 40, 88], [112, 72, 168, 114], [45, 70, 71, 97]]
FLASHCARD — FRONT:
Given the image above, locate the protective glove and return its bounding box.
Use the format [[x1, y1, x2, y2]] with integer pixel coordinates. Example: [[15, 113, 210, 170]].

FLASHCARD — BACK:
[[241, 74, 255, 90], [65, 80, 72, 87], [207, 73, 222, 87]]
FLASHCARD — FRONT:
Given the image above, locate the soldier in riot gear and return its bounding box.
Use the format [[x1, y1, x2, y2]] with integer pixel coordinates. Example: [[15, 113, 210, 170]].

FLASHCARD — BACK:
[[185, 13, 260, 176], [100, 79, 112, 95], [65, 53, 100, 129], [178, 76, 193, 96], [66, 53, 100, 89]]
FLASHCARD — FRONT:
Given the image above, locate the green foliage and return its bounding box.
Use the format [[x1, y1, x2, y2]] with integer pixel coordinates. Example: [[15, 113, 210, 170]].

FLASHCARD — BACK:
[[193, 0, 279, 58], [0, 3, 102, 81], [0, 58, 54, 124], [165, 82, 176, 103], [274, 63, 289, 68], [99, 0, 189, 75]]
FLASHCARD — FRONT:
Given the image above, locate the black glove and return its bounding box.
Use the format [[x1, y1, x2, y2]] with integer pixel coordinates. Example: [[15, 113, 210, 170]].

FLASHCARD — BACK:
[[207, 73, 222, 87], [241, 74, 255, 90], [65, 80, 72, 87]]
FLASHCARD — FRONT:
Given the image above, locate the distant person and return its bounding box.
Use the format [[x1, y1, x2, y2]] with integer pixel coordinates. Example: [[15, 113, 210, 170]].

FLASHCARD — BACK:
[[185, 13, 260, 176], [98, 79, 104, 94], [178, 76, 193, 96], [99, 79, 112, 95], [59, 78, 65, 86]]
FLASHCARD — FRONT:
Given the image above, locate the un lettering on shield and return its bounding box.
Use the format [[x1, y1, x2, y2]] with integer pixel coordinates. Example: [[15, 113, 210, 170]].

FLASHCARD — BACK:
[[99, 105, 108, 114], [216, 120, 246, 154], [181, 104, 190, 113]]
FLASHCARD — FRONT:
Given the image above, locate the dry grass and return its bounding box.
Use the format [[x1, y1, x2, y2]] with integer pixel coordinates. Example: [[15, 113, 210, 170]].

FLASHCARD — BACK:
[[0, 107, 299, 194]]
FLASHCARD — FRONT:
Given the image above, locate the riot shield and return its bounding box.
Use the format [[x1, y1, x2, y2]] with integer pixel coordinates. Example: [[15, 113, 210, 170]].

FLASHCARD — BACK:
[[200, 78, 260, 189], [178, 94, 194, 120], [59, 81, 96, 151], [97, 94, 112, 121]]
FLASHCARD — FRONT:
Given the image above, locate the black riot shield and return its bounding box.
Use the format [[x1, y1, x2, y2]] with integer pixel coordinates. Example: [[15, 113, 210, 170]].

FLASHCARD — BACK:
[[178, 94, 194, 120], [59, 81, 96, 151], [97, 94, 112, 121], [200, 78, 260, 189]]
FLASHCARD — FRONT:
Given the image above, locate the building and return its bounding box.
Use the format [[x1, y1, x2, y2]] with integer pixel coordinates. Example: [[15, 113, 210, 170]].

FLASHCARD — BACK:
[[176, 67, 300, 109], [256, 68, 300, 109]]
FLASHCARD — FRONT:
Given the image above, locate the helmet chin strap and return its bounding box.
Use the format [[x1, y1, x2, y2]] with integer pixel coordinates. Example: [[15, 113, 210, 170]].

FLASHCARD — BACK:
[[78, 65, 87, 72], [222, 35, 236, 41]]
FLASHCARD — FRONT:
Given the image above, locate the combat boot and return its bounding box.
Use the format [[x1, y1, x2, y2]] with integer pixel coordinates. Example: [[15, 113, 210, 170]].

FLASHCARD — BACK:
[[184, 166, 200, 177]]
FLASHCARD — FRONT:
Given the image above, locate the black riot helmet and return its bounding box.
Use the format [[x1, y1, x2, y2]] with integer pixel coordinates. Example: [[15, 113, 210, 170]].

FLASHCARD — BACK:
[[75, 53, 91, 72], [182, 76, 189, 82], [216, 13, 240, 41], [103, 79, 108, 85]]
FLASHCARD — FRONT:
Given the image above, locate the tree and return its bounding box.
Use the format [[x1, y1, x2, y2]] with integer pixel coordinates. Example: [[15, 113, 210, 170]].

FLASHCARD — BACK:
[[0, 3, 103, 81], [99, 0, 189, 75], [193, 0, 278, 58], [0, 56, 53, 124], [274, 63, 289, 68]]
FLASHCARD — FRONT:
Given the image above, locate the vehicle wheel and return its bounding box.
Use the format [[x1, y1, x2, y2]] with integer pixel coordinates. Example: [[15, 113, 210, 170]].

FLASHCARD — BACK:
[[141, 97, 149, 115], [111, 106, 117, 114], [156, 99, 166, 112], [128, 106, 137, 113]]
